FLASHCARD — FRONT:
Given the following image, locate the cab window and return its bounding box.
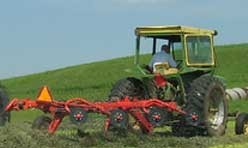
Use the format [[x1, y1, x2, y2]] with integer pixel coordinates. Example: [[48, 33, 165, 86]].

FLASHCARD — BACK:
[[186, 36, 213, 65]]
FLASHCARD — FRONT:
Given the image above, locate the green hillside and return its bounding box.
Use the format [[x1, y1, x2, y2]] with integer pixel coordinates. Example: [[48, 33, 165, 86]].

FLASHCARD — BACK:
[[2, 56, 135, 100], [2, 43, 248, 99], [215, 43, 248, 87]]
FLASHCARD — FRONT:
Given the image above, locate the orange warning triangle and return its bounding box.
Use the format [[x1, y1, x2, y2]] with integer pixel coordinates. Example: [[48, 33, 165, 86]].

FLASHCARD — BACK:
[[36, 86, 53, 102]]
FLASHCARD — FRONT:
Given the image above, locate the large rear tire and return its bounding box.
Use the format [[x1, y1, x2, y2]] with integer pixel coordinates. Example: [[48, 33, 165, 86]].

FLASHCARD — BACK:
[[182, 75, 228, 136], [0, 84, 10, 126]]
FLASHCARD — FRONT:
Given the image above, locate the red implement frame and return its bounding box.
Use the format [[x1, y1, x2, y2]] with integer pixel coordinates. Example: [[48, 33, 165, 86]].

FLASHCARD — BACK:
[[5, 87, 186, 134]]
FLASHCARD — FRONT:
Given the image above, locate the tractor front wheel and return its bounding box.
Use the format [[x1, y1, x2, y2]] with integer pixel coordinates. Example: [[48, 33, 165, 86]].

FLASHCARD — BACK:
[[108, 77, 146, 101]]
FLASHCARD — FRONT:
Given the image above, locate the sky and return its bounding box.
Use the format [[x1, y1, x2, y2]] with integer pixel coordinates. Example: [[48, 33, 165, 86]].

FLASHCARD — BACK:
[[0, 0, 247, 79]]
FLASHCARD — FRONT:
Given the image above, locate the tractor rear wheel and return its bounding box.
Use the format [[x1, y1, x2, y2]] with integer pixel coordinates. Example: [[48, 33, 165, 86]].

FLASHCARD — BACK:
[[108, 77, 146, 101], [182, 75, 228, 136], [32, 115, 52, 130], [0, 84, 10, 126]]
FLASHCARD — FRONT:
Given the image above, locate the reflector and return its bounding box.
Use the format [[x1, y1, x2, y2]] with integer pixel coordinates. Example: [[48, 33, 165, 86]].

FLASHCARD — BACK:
[[36, 86, 53, 102]]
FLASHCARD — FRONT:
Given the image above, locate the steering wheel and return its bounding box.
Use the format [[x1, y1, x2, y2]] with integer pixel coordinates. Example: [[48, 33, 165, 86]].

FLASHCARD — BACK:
[[176, 60, 183, 69], [139, 64, 152, 73]]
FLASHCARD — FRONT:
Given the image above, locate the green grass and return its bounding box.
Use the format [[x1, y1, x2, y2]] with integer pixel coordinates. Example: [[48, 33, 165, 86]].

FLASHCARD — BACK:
[[0, 121, 248, 148], [1, 43, 248, 147], [2, 43, 248, 99], [215, 43, 248, 88], [2, 56, 136, 100]]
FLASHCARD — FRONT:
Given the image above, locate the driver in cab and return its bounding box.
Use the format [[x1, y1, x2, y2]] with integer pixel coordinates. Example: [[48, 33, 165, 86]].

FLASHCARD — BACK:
[[149, 44, 177, 73]]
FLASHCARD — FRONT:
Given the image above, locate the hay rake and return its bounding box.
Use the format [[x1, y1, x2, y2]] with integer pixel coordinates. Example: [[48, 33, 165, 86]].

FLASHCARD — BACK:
[[4, 85, 196, 134]]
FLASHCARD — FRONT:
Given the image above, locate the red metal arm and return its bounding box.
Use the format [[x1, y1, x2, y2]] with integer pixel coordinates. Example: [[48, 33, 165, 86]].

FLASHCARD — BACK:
[[5, 98, 38, 111]]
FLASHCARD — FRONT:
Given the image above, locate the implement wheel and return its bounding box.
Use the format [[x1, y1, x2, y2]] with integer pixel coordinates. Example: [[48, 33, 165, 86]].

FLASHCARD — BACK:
[[235, 112, 248, 135], [109, 109, 129, 129], [32, 115, 52, 130]]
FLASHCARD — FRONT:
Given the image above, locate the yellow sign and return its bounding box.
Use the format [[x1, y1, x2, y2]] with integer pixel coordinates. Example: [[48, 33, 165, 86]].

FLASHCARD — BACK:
[[36, 86, 53, 102]]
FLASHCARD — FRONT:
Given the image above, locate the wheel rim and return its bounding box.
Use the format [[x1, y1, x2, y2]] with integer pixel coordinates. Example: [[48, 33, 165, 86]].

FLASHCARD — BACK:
[[207, 88, 225, 130], [244, 123, 248, 135]]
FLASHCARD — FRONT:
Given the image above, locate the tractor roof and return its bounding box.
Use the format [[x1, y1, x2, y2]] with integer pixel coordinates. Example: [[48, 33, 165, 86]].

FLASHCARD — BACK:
[[135, 25, 217, 36]]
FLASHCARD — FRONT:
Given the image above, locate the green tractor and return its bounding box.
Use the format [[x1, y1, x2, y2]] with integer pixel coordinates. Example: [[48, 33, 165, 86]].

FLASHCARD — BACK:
[[109, 25, 228, 136]]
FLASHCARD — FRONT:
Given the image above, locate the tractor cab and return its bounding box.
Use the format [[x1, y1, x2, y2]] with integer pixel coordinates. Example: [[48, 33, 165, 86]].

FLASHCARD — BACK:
[[134, 25, 217, 76]]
